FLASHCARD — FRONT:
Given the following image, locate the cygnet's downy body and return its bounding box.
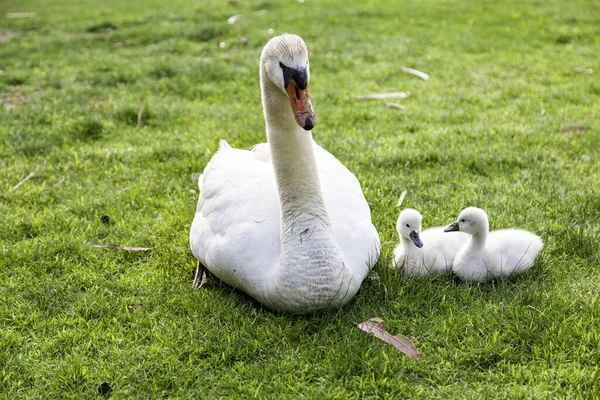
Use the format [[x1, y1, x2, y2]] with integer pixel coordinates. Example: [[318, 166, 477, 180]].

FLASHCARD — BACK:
[[393, 209, 469, 276], [445, 207, 543, 282]]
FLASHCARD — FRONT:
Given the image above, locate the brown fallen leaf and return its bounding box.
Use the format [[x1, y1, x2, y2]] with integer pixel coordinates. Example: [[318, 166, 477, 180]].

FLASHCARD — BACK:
[[384, 103, 405, 110], [89, 244, 151, 251], [358, 317, 419, 361], [357, 91, 411, 100], [562, 124, 585, 131], [401, 66, 429, 81], [0, 33, 14, 43], [127, 305, 135, 313]]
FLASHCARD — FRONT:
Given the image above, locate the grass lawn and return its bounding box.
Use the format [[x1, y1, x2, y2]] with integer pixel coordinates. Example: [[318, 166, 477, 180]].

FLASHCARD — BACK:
[[1, 0, 599, 397]]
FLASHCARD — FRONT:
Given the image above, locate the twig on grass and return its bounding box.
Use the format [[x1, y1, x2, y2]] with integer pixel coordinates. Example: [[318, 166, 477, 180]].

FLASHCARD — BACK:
[[137, 105, 144, 126], [10, 172, 34, 192]]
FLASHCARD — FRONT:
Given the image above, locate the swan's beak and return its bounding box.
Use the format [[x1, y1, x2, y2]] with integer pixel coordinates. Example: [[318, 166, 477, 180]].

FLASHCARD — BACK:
[[409, 230, 423, 248], [283, 66, 317, 131], [444, 222, 460, 232]]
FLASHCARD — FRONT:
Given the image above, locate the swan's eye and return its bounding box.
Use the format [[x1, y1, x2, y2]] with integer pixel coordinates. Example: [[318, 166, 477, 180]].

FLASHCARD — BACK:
[[460, 219, 465, 223], [406, 224, 410, 228]]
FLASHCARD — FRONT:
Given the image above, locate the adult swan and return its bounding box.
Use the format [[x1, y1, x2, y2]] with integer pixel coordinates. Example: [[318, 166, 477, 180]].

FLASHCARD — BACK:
[[190, 34, 379, 313]]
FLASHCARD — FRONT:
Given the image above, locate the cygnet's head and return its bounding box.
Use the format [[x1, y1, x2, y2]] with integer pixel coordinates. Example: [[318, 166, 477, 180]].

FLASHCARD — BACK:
[[444, 207, 489, 236], [397, 208, 423, 248], [260, 33, 316, 131]]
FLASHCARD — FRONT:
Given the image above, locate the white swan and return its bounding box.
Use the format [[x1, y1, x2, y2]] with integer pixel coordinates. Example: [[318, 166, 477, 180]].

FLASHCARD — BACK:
[[444, 207, 543, 282], [189, 34, 380, 313], [393, 208, 469, 275]]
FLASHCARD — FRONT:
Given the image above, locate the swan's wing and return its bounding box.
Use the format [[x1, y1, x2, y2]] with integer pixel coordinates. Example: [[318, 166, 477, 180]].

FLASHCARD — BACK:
[[485, 229, 543, 276], [190, 141, 279, 294], [314, 143, 381, 280]]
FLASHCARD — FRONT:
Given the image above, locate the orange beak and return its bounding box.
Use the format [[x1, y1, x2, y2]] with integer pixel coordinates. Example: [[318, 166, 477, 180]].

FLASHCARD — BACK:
[[286, 80, 317, 131]]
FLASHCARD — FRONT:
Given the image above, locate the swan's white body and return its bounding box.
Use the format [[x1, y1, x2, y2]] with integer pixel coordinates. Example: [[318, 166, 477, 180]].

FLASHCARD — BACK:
[[393, 209, 468, 275], [446, 207, 543, 282], [189, 34, 379, 313]]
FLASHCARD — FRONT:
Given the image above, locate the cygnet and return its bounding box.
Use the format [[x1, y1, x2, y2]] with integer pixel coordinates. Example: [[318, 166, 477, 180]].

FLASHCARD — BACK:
[[393, 208, 469, 275], [444, 207, 543, 282]]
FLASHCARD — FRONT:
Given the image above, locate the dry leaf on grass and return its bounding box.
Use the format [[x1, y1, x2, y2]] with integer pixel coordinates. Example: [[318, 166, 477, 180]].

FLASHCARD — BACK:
[[401, 66, 429, 80], [358, 317, 419, 361], [384, 103, 405, 110], [89, 244, 151, 251], [191, 172, 201, 184], [0, 33, 14, 43], [562, 124, 585, 131], [357, 92, 411, 100], [127, 305, 135, 313], [396, 190, 408, 208]]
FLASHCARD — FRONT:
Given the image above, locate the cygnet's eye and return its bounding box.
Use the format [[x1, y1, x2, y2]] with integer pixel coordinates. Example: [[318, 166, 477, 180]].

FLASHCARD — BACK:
[[460, 219, 465, 223], [406, 224, 410, 228]]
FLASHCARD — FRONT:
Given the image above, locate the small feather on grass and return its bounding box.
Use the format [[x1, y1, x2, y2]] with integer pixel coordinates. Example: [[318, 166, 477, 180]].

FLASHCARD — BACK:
[[357, 91, 411, 100], [358, 318, 419, 361], [10, 172, 34, 192], [384, 103, 405, 110], [6, 12, 36, 18], [227, 15, 244, 24], [573, 68, 593, 74], [401, 66, 429, 80], [396, 190, 408, 207], [89, 244, 151, 251]]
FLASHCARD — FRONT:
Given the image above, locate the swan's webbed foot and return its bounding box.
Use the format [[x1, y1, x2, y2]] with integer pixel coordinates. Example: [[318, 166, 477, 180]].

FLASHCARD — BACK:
[[192, 260, 221, 289]]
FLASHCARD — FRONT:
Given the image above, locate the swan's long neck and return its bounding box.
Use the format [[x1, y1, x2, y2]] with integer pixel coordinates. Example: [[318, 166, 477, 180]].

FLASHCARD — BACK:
[[466, 224, 488, 255], [402, 237, 419, 255], [260, 70, 349, 312]]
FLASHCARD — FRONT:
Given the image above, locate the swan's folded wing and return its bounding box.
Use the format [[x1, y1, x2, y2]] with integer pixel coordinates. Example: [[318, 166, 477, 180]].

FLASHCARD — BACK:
[[190, 143, 280, 292], [314, 143, 381, 278]]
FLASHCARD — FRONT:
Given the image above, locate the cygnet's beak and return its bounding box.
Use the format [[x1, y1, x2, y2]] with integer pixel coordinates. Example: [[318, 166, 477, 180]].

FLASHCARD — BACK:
[[444, 222, 460, 232], [409, 230, 423, 248], [282, 64, 317, 131]]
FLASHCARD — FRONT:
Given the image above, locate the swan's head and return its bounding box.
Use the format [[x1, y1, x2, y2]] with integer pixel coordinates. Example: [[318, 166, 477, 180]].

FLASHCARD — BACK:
[[260, 33, 317, 131], [397, 208, 423, 248], [444, 207, 489, 236]]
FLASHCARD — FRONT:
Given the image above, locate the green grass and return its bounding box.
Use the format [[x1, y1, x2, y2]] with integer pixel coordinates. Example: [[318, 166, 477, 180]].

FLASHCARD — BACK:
[[1, 0, 599, 397]]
